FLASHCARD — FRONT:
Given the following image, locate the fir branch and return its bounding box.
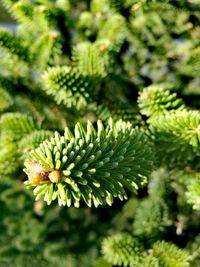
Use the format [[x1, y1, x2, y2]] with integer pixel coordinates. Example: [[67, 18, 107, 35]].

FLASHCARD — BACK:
[[97, 14, 126, 52], [133, 198, 172, 241], [152, 241, 189, 267], [101, 233, 142, 266], [0, 112, 36, 141], [149, 110, 200, 165], [32, 31, 62, 68], [2, 0, 34, 24], [138, 85, 185, 118], [101, 236, 190, 267], [72, 42, 109, 77], [42, 66, 96, 110], [24, 119, 153, 207], [0, 29, 29, 61]]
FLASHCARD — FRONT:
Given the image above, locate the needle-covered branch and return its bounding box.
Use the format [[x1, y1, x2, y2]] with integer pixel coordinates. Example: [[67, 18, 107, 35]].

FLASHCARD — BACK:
[[24, 119, 154, 207]]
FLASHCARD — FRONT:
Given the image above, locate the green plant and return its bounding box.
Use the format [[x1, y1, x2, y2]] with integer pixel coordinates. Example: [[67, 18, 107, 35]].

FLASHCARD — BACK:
[[1, 0, 200, 266]]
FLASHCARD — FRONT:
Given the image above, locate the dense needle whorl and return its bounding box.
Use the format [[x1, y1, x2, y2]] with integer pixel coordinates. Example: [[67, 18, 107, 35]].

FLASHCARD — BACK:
[[24, 118, 154, 207]]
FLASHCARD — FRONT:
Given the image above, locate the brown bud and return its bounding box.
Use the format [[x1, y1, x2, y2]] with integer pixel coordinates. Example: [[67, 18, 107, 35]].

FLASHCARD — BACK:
[[48, 170, 61, 183], [29, 173, 42, 185]]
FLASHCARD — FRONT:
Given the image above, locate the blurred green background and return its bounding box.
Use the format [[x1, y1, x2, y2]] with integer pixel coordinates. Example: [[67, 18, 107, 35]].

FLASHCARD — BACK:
[[0, 2, 13, 22]]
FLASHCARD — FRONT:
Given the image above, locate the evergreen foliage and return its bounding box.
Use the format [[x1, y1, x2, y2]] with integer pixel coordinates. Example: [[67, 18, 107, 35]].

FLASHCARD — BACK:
[[0, 28, 29, 60], [42, 66, 95, 109], [101, 233, 142, 266], [24, 119, 153, 207], [138, 85, 185, 118], [101, 233, 190, 267], [149, 110, 200, 165], [1, 0, 200, 266]]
